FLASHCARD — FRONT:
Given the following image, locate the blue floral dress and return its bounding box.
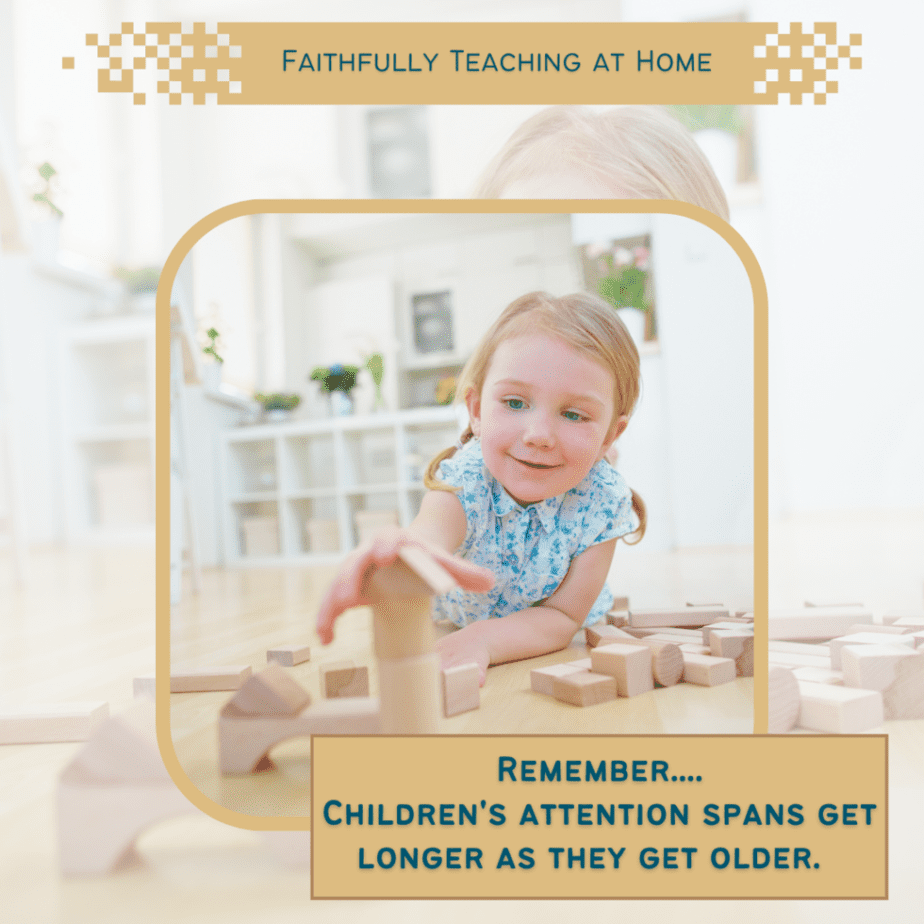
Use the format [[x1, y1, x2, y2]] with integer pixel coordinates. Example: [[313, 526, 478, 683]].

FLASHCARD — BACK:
[[432, 439, 638, 628]]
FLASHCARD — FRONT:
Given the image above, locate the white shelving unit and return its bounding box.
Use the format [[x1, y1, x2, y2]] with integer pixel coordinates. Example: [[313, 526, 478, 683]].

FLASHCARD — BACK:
[[57, 314, 156, 542], [220, 406, 459, 565]]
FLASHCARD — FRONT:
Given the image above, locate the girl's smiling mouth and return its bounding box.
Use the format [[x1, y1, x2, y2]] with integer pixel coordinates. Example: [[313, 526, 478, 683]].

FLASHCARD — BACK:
[[511, 456, 560, 470]]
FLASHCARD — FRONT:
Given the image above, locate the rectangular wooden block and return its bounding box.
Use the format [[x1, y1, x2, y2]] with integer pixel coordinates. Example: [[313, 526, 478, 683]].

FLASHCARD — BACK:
[[530, 661, 589, 697], [605, 610, 628, 628], [768, 651, 833, 670], [701, 622, 753, 647], [791, 666, 843, 685], [321, 662, 370, 699], [829, 633, 915, 670], [769, 608, 873, 640], [229, 664, 310, 716], [267, 644, 312, 667], [301, 697, 381, 734], [0, 702, 109, 744], [628, 606, 730, 629], [441, 663, 480, 717], [841, 645, 921, 693], [624, 626, 704, 641], [681, 653, 737, 686], [881, 653, 924, 720], [134, 666, 253, 696], [590, 643, 653, 697], [585, 624, 635, 648], [796, 681, 884, 733], [552, 671, 617, 707]]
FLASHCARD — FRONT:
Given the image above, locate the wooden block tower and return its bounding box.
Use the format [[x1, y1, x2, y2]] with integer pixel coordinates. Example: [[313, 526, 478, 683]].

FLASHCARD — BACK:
[[365, 546, 457, 734]]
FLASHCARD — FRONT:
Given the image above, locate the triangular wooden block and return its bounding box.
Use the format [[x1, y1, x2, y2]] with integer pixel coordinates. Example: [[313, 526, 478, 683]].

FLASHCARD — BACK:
[[224, 663, 310, 716], [64, 701, 170, 784]]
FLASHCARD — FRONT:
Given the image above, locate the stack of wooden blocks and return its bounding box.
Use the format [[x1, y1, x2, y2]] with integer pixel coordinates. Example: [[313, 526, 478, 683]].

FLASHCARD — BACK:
[[768, 604, 924, 733], [531, 603, 754, 707]]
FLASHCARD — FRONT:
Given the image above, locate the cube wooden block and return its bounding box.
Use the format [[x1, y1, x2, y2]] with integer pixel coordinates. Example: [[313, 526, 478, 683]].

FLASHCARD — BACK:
[[613, 637, 684, 687], [681, 653, 736, 686], [530, 661, 589, 696], [267, 644, 311, 667], [881, 653, 924, 720], [585, 624, 634, 648], [841, 645, 921, 694], [229, 663, 310, 716], [590, 643, 654, 696], [552, 671, 617, 707], [708, 630, 754, 677], [796, 681, 884, 733], [605, 610, 629, 628], [768, 666, 800, 733], [441, 663, 480, 717], [321, 662, 370, 699], [0, 702, 110, 745], [829, 633, 915, 670]]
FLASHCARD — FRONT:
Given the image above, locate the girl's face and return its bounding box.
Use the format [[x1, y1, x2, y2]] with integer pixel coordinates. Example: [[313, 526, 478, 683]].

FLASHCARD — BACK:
[[466, 333, 627, 507]]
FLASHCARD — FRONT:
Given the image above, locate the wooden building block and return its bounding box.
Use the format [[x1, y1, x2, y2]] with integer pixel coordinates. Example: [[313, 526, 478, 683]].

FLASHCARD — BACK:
[[219, 696, 381, 774], [701, 622, 753, 647], [585, 623, 635, 648], [611, 596, 629, 611], [841, 645, 921, 693], [377, 654, 441, 734], [628, 606, 730, 629], [321, 662, 370, 699], [679, 643, 712, 656], [552, 671, 617, 707], [442, 663, 480, 717], [796, 681, 884, 733], [829, 633, 915, 670], [267, 644, 312, 667], [768, 650, 833, 670], [614, 637, 684, 687], [791, 666, 843, 685], [709, 630, 754, 677], [769, 608, 873, 640], [56, 703, 198, 874], [767, 666, 800, 733], [605, 610, 628, 628], [624, 626, 706, 641], [769, 640, 831, 656], [845, 624, 912, 637], [590, 643, 654, 696], [0, 702, 109, 745], [681, 653, 737, 687], [889, 615, 924, 629], [881, 653, 924, 720], [134, 666, 253, 696], [395, 545, 457, 596], [530, 662, 589, 696], [804, 600, 865, 609], [228, 663, 310, 716], [910, 632, 924, 650]]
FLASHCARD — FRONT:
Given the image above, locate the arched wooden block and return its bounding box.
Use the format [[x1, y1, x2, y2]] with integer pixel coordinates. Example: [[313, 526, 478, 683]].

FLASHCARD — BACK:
[[56, 702, 198, 875], [219, 698, 381, 774]]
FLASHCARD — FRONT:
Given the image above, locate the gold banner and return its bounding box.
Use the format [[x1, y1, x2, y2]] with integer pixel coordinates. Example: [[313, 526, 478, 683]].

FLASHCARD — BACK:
[[311, 735, 886, 900], [66, 22, 861, 106]]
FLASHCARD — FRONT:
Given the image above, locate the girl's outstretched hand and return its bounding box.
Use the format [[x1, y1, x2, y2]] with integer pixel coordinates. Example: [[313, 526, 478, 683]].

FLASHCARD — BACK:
[[315, 527, 494, 644]]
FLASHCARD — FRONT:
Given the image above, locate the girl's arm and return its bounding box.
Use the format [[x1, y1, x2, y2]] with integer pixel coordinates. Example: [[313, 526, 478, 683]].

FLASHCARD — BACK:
[[436, 538, 618, 681], [315, 490, 493, 643]]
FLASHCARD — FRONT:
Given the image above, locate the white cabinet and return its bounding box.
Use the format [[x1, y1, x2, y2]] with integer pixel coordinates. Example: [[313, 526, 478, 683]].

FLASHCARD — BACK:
[[57, 315, 155, 542], [220, 407, 459, 564]]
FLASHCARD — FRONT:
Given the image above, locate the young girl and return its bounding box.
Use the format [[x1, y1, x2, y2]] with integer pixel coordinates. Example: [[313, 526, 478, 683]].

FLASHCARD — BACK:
[[315, 291, 646, 683], [473, 105, 730, 221]]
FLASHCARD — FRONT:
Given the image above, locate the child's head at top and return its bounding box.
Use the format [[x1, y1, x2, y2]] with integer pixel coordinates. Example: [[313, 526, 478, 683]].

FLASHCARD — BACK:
[[427, 290, 646, 539], [473, 105, 730, 222]]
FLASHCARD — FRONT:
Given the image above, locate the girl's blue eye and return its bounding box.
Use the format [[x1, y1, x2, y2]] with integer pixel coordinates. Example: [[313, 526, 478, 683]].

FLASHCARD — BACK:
[[563, 410, 586, 422], [504, 398, 526, 410]]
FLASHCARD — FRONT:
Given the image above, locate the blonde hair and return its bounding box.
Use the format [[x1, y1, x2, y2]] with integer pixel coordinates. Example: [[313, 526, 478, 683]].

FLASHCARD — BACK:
[[425, 291, 646, 543], [473, 105, 729, 221]]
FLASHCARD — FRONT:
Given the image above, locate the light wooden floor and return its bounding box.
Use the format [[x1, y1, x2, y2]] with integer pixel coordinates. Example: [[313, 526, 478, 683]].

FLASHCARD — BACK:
[[1, 510, 922, 923]]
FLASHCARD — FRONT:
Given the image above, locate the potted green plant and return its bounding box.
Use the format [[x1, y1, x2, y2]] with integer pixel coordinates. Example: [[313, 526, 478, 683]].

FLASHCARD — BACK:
[[364, 353, 385, 411], [32, 161, 63, 261], [201, 327, 224, 390], [310, 363, 360, 416], [255, 392, 301, 422], [595, 245, 653, 344]]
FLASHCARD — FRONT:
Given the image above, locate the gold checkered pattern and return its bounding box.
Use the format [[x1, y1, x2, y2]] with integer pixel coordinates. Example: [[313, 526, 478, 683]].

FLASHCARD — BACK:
[[753, 22, 862, 105], [83, 21, 242, 105]]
